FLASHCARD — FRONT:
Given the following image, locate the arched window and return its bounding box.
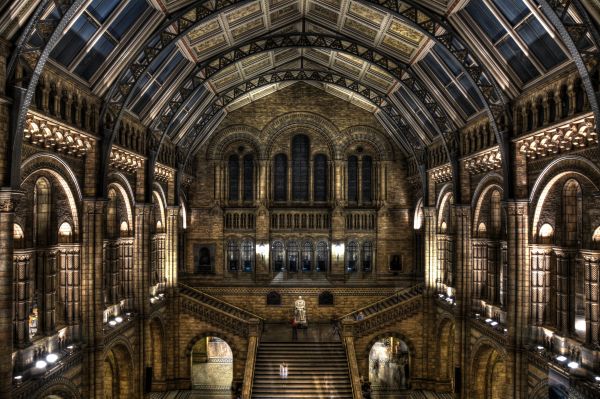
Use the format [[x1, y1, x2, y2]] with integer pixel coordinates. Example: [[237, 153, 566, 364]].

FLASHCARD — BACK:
[[347, 156, 358, 203], [347, 241, 358, 272], [562, 179, 582, 247], [274, 154, 287, 202], [272, 241, 285, 272], [292, 135, 310, 201], [34, 177, 51, 246], [243, 154, 254, 202], [58, 222, 73, 244], [302, 241, 313, 272], [313, 154, 328, 202], [288, 241, 299, 272], [241, 239, 254, 272], [228, 154, 239, 201], [227, 241, 239, 271], [362, 242, 373, 272], [316, 241, 328, 272], [362, 156, 373, 203]]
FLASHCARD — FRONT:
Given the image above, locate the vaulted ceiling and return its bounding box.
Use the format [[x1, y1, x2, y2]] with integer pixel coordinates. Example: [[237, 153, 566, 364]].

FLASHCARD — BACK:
[[1, 0, 587, 160]]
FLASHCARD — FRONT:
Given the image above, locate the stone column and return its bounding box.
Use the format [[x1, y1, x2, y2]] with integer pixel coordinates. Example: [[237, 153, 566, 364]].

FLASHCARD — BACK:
[[582, 251, 600, 346], [165, 206, 179, 291], [471, 239, 487, 303], [13, 252, 31, 348], [486, 241, 499, 305], [135, 204, 152, 313], [423, 207, 437, 294], [80, 199, 106, 399], [0, 190, 20, 399], [554, 248, 574, 335], [341, 320, 363, 399], [505, 200, 530, 399], [258, 159, 268, 203], [242, 319, 262, 399], [530, 245, 553, 339]]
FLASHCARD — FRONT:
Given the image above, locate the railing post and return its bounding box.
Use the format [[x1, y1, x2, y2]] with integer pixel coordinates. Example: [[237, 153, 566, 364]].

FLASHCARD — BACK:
[[242, 318, 261, 399], [341, 319, 363, 399]]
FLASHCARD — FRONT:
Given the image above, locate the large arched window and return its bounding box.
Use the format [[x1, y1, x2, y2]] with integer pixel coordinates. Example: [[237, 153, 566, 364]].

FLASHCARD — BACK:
[[362, 242, 373, 272], [347, 156, 358, 203], [228, 155, 239, 201], [362, 156, 373, 204], [292, 135, 310, 201], [302, 241, 313, 272], [317, 241, 328, 272], [272, 241, 285, 272], [241, 239, 254, 272], [227, 240, 239, 271], [313, 154, 328, 202], [34, 177, 51, 246], [274, 154, 287, 202], [288, 241, 299, 272], [347, 241, 358, 272], [243, 154, 254, 202]]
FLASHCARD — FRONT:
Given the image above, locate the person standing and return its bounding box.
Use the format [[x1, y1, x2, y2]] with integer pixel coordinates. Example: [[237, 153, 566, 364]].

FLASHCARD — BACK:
[[280, 361, 288, 379]]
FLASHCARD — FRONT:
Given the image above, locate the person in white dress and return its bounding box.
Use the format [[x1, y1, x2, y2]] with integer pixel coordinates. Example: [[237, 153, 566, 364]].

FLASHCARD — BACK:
[[280, 361, 288, 379]]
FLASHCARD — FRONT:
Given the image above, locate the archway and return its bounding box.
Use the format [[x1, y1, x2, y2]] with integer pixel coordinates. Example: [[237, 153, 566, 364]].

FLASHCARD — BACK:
[[368, 336, 410, 392], [103, 343, 134, 399], [437, 318, 455, 389], [190, 336, 233, 391], [149, 318, 166, 390], [471, 343, 508, 399]]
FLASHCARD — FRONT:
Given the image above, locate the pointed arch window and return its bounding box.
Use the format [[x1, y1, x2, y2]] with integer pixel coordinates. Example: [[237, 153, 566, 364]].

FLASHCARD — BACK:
[[347, 241, 358, 272], [288, 241, 299, 272], [241, 239, 254, 272], [228, 155, 239, 202], [362, 242, 373, 272], [292, 135, 310, 201], [362, 156, 373, 204], [274, 154, 287, 202], [313, 154, 328, 202], [272, 241, 285, 272], [316, 241, 328, 272], [348, 156, 358, 203], [243, 154, 254, 202], [227, 240, 239, 271], [302, 241, 313, 272]]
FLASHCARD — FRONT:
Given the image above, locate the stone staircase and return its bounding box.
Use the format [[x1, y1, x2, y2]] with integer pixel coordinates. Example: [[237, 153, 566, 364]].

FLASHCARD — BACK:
[[179, 283, 264, 322], [340, 284, 424, 320], [251, 341, 353, 399]]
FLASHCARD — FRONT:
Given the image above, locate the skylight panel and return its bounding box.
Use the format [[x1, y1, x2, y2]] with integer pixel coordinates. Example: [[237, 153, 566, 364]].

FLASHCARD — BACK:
[[516, 17, 567, 70], [490, 0, 529, 26], [51, 15, 98, 67], [108, 0, 148, 40], [157, 53, 185, 84], [423, 54, 452, 86], [458, 75, 484, 108], [496, 37, 539, 83], [88, 0, 120, 23], [433, 46, 462, 77], [465, 1, 506, 43], [74, 34, 116, 80], [447, 83, 475, 116]]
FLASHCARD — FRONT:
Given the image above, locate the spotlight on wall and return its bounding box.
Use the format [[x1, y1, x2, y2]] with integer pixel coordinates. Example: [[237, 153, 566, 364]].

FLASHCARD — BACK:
[[575, 318, 586, 332], [46, 353, 58, 364], [35, 360, 47, 369]]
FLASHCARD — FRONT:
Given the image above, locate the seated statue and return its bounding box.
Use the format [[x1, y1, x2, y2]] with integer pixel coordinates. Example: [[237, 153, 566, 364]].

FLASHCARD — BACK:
[[294, 296, 307, 327]]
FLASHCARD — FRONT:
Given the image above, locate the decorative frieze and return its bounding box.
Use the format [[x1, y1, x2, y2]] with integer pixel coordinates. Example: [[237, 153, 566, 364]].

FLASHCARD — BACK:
[[109, 146, 144, 173], [154, 163, 175, 183], [463, 146, 502, 175], [24, 111, 94, 157], [517, 113, 597, 160], [430, 164, 452, 183]]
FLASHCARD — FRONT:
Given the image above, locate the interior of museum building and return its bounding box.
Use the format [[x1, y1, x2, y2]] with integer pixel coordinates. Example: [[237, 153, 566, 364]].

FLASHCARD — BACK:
[[2, 0, 600, 398]]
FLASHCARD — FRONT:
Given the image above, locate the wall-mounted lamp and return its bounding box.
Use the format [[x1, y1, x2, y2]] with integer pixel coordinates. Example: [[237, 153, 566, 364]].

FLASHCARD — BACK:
[[332, 242, 345, 261]]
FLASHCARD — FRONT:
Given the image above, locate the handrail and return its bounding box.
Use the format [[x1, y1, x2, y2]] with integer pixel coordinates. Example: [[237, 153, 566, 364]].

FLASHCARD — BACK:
[[337, 283, 424, 321], [179, 283, 265, 321]]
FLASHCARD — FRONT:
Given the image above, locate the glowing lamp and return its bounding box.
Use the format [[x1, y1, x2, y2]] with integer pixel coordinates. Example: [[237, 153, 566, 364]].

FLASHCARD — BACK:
[[35, 360, 47, 369], [109, 320, 117, 326], [332, 243, 345, 260], [46, 353, 58, 363], [556, 355, 567, 362], [568, 361, 579, 369], [115, 316, 123, 323]]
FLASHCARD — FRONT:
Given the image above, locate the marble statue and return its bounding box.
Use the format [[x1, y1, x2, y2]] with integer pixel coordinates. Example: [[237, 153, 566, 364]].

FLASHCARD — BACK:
[[294, 296, 307, 327]]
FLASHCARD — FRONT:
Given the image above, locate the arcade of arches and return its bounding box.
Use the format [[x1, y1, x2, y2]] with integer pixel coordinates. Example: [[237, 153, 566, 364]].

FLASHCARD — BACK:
[[1, 0, 600, 398]]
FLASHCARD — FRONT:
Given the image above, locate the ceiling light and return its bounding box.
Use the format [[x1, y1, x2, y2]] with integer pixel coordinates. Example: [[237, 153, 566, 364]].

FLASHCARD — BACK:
[[46, 353, 58, 363]]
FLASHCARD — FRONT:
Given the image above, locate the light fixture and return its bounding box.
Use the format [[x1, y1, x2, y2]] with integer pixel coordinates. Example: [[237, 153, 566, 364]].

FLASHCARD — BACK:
[[567, 361, 579, 369], [256, 242, 269, 259], [108, 320, 117, 326], [67, 345, 74, 350], [332, 243, 345, 261], [158, 293, 165, 298], [491, 321, 498, 326], [14, 375, 22, 381], [536, 346, 544, 350], [115, 316, 123, 323], [35, 360, 47, 369], [556, 355, 567, 362], [595, 376, 600, 382], [575, 318, 586, 332], [46, 353, 58, 364], [485, 318, 492, 323], [503, 328, 508, 332]]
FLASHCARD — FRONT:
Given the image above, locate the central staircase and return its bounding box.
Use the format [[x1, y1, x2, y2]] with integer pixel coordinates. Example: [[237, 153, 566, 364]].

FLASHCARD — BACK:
[[251, 341, 353, 399]]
